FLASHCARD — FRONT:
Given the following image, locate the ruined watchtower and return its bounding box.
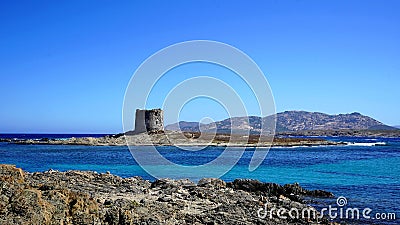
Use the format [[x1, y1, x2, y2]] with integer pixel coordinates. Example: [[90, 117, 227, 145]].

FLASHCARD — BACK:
[[134, 109, 164, 133]]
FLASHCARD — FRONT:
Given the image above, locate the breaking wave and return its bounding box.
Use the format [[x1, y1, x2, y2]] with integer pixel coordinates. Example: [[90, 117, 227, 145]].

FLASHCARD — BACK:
[[345, 142, 387, 146]]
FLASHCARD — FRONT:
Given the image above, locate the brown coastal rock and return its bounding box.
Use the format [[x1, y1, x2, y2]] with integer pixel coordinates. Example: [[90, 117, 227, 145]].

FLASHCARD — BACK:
[[0, 165, 335, 225]]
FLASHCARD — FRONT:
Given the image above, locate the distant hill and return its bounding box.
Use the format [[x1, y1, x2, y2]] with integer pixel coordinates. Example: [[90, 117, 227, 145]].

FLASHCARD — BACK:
[[165, 111, 398, 133], [164, 121, 203, 132], [273, 111, 396, 131]]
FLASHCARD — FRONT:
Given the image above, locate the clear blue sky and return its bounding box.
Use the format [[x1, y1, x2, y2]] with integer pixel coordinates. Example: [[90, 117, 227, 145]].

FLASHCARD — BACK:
[[0, 0, 399, 133]]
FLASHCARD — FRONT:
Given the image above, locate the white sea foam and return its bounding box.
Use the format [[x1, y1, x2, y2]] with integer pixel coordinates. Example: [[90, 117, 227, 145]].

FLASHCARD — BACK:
[[271, 145, 330, 149], [345, 142, 386, 146]]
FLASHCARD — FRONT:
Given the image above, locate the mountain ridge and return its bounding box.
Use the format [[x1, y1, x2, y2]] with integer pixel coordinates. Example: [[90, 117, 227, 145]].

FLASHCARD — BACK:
[[165, 111, 398, 133]]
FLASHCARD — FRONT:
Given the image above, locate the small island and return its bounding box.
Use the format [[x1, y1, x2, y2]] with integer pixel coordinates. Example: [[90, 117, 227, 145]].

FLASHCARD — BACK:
[[1, 131, 342, 147]]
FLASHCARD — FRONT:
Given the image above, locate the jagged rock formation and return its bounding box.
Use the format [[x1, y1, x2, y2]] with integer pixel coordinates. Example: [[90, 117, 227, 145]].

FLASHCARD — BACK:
[[0, 165, 334, 225], [165, 111, 398, 133]]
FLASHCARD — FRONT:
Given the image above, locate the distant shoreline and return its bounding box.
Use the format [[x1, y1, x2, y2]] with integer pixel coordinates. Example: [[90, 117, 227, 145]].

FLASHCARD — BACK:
[[1, 129, 399, 147], [0, 130, 345, 147], [278, 129, 400, 138]]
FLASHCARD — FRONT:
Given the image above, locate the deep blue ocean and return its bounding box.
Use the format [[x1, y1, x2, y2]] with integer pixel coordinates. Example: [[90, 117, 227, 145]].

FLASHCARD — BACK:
[[0, 134, 398, 224]]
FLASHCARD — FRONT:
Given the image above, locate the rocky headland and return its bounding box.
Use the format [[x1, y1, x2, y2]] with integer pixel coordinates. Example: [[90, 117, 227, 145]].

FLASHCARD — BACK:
[[0, 131, 342, 147], [0, 164, 335, 225]]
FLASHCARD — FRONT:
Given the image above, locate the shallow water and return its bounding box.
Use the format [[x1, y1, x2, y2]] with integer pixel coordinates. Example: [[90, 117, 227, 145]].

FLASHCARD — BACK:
[[0, 136, 399, 224]]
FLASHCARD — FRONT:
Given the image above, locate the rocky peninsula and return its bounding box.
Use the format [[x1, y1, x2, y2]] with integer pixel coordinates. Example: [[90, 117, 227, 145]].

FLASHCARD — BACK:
[[0, 164, 335, 225], [0, 130, 342, 147]]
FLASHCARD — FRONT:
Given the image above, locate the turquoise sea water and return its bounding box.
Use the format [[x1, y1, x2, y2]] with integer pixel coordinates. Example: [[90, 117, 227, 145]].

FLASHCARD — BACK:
[[0, 136, 399, 224]]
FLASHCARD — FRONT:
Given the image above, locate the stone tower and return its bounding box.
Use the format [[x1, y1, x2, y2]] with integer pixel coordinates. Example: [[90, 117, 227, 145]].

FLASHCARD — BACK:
[[134, 109, 164, 133]]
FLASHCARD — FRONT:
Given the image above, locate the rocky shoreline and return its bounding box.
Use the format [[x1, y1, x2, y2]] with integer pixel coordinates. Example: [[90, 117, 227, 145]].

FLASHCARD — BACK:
[[278, 129, 400, 138], [0, 131, 343, 147], [0, 164, 336, 225]]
